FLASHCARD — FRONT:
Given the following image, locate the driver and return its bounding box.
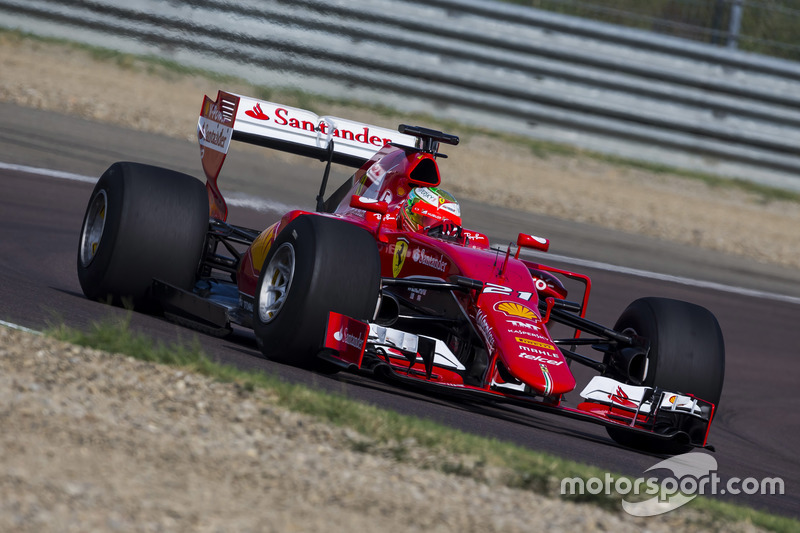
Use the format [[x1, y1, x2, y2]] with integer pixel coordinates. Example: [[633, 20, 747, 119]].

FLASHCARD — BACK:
[[399, 187, 462, 239]]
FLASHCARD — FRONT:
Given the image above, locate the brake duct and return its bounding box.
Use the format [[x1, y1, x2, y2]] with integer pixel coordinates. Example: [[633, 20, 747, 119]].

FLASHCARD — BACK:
[[609, 346, 649, 385]]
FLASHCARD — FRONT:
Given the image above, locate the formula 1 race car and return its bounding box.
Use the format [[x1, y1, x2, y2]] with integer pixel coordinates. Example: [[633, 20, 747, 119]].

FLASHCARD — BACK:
[[77, 91, 725, 454]]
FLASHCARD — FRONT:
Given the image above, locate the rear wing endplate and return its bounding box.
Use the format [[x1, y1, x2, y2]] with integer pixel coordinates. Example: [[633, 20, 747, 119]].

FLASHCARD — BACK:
[[197, 90, 416, 220]]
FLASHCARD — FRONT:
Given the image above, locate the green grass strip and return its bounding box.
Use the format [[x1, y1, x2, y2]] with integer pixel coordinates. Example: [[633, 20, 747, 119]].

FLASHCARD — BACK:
[[47, 318, 799, 532]]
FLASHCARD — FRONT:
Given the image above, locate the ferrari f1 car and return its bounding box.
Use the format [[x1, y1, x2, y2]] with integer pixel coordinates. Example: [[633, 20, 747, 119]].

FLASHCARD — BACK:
[[77, 91, 725, 454]]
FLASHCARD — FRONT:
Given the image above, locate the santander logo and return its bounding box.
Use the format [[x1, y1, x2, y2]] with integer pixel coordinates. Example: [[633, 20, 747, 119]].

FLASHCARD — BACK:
[[245, 103, 270, 120], [203, 124, 228, 148], [333, 327, 364, 350], [411, 248, 448, 272], [242, 102, 394, 148]]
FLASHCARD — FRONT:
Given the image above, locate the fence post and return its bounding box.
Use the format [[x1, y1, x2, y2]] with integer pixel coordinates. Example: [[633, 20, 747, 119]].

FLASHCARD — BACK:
[[727, 0, 744, 49], [710, 0, 726, 45]]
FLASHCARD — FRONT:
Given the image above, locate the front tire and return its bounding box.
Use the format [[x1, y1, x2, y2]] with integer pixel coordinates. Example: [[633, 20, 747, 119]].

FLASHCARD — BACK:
[[252, 215, 381, 369], [606, 297, 725, 453], [77, 162, 208, 309]]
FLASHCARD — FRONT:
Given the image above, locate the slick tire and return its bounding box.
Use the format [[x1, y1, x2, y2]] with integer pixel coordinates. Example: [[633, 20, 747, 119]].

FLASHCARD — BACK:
[[252, 215, 381, 369], [606, 297, 725, 453], [77, 162, 209, 310]]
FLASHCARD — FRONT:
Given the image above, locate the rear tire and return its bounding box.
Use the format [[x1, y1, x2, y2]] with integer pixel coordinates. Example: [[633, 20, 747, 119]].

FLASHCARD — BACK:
[[252, 215, 381, 369], [606, 297, 725, 453], [77, 162, 208, 309]]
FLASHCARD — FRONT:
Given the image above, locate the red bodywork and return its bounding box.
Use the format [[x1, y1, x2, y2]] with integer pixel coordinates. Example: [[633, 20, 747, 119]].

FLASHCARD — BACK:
[[197, 91, 716, 448], [238, 143, 579, 398]]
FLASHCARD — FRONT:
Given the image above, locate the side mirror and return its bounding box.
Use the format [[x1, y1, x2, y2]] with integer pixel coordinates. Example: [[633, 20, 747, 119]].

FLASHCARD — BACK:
[[516, 233, 550, 256], [350, 195, 388, 215]]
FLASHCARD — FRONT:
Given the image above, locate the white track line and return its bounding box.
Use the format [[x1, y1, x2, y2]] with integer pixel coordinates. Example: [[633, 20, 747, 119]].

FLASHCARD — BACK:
[[520, 250, 800, 306], [0, 161, 98, 183], [6, 161, 799, 306], [0, 161, 299, 213], [0, 320, 41, 334]]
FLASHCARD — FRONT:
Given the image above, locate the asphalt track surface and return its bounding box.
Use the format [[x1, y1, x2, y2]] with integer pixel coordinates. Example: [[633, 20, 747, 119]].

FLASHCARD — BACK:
[[1, 103, 798, 518]]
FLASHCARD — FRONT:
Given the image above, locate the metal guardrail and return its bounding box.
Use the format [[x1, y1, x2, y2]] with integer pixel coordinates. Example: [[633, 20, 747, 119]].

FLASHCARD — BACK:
[[1, 0, 799, 190], [513, 0, 800, 60]]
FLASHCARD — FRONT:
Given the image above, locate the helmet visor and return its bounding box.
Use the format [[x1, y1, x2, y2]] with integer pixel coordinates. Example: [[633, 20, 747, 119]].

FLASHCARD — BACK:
[[411, 201, 461, 230]]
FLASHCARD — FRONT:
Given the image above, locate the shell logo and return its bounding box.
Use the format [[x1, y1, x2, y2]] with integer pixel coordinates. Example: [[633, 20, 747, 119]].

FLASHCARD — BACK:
[[251, 224, 278, 270], [494, 301, 538, 320], [668, 395, 677, 404]]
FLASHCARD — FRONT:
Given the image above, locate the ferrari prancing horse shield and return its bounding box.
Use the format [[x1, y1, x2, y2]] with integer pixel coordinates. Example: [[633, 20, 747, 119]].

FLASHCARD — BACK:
[[393, 238, 409, 277]]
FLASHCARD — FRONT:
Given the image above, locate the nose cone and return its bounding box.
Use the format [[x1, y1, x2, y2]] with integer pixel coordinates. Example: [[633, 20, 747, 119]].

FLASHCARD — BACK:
[[485, 299, 576, 396], [513, 353, 575, 396]]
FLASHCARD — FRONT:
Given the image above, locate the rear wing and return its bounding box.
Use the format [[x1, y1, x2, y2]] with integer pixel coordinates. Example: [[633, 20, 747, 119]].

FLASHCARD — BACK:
[[197, 90, 416, 220]]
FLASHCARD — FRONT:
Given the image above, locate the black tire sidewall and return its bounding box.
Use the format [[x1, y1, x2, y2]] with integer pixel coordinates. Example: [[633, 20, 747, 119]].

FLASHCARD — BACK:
[[614, 297, 725, 406], [254, 223, 318, 356], [77, 162, 208, 308], [253, 215, 380, 367], [77, 164, 125, 302], [607, 297, 725, 453]]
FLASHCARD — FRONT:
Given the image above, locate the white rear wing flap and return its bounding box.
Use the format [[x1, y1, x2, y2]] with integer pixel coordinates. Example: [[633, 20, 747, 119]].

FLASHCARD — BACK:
[[198, 90, 416, 220]]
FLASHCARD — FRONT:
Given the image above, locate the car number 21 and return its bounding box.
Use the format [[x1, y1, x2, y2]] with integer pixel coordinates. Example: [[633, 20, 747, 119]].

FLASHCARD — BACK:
[[483, 283, 533, 301]]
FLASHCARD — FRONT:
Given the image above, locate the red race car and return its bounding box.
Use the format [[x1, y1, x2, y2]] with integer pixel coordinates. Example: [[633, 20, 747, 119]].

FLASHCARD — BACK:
[[77, 91, 725, 454]]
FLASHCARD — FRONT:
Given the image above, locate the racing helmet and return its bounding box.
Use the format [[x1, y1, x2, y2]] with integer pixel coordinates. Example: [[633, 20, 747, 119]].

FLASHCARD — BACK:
[[400, 187, 461, 234]]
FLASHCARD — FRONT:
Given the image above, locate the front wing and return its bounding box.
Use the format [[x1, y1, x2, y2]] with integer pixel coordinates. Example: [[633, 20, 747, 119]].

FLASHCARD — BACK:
[[322, 312, 716, 450]]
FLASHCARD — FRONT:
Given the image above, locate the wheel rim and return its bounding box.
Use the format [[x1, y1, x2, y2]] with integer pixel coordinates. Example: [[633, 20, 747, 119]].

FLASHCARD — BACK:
[[258, 242, 296, 324], [79, 190, 108, 267]]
